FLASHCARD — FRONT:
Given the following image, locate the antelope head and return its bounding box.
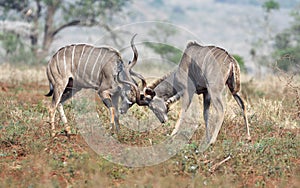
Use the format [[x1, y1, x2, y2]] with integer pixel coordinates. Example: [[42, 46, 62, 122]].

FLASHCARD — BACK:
[[118, 34, 148, 114], [143, 87, 183, 123], [119, 73, 179, 124], [118, 35, 180, 124], [146, 89, 169, 123]]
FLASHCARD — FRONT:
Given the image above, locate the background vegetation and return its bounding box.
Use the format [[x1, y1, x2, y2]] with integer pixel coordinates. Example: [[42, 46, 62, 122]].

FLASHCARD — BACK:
[[0, 0, 130, 64]]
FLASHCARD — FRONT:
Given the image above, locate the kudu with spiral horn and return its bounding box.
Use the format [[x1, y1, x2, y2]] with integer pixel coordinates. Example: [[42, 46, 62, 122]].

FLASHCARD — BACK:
[[45, 34, 146, 136], [121, 41, 251, 144]]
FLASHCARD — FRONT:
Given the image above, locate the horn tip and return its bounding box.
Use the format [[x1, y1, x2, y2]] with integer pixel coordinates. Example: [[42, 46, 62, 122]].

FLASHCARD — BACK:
[[131, 33, 138, 42]]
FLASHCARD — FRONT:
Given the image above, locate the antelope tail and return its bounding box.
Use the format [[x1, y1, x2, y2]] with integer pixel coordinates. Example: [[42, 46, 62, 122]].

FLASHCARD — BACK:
[[45, 83, 54, 97], [227, 59, 241, 95]]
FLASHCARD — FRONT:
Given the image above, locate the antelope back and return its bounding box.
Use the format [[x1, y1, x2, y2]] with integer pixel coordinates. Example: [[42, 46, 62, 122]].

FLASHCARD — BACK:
[[207, 45, 241, 94], [47, 44, 123, 88], [179, 42, 239, 91]]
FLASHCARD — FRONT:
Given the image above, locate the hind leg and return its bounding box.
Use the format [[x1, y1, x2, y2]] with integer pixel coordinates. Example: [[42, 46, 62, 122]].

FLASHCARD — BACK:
[[209, 94, 225, 144], [49, 78, 74, 137], [58, 85, 80, 136], [49, 105, 57, 137], [57, 103, 70, 134], [49, 87, 64, 137], [233, 94, 251, 141], [203, 91, 211, 144]]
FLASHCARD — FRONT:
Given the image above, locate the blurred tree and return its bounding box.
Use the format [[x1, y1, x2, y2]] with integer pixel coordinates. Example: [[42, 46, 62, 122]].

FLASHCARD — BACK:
[[262, 0, 279, 12], [0, 32, 22, 55], [274, 7, 300, 73], [145, 23, 182, 64], [145, 42, 182, 64], [249, 0, 280, 74], [233, 54, 247, 73], [0, 0, 130, 63]]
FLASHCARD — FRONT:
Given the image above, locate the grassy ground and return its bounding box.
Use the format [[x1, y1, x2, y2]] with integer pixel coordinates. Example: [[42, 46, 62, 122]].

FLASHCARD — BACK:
[[0, 64, 299, 187]]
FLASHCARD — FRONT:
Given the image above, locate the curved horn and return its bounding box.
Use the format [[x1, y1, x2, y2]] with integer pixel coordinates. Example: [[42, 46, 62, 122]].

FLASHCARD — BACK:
[[148, 71, 174, 89], [117, 71, 149, 106], [165, 90, 184, 108], [128, 34, 148, 94], [128, 34, 138, 70], [130, 70, 147, 89]]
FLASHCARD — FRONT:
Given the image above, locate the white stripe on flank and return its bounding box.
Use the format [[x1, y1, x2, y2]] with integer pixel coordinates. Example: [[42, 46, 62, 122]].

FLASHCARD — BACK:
[[77, 45, 86, 74], [214, 48, 223, 59], [96, 49, 108, 81], [63, 47, 67, 74], [71, 45, 76, 72], [223, 52, 229, 65], [91, 48, 103, 81], [201, 47, 214, 72], [83, 47, 95, 77], [56, 50, 62, 74]]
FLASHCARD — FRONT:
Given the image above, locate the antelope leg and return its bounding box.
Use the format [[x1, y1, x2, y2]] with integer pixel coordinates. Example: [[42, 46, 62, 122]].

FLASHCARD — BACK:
[[111, 94, 120, 132], [209, 94, 225, 144], [233, 94, 251, 141], [171, 90, 193, 136], [49, 86, 64, 137], [57, 103, 71, 135], [203, 91, 211, 144], [49, 106, 57, 137], [101, 91, 118, 133]]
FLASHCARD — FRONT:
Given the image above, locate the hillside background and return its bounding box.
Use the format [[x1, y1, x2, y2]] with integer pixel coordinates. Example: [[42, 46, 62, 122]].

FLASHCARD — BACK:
[[48, 0, 300, 73]]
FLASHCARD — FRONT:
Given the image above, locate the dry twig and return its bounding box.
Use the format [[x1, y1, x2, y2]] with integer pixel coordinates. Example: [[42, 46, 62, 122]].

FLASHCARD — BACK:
[[209, 155, 232, 172]]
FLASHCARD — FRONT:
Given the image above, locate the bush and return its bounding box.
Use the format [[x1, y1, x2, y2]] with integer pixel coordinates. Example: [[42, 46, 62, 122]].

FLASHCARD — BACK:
[[233, 54, 247, 73], [0, 32, 36, 65]]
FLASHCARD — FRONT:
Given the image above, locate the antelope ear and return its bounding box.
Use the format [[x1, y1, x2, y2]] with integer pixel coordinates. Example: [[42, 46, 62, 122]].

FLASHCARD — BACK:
[[144, 87, 156, 98]]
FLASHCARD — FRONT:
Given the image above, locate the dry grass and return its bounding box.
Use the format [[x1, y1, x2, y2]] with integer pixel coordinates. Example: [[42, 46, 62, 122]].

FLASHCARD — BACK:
[[0, 64, 47, 84], [0, 64, 299, 187]]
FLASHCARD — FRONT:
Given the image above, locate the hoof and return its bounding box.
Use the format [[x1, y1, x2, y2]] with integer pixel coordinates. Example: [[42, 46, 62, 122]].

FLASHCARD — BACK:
[[51, 131, 57, 137], [110, 123, 120, 135], [63, 130, 72, 136], [63, 129, 74, 140], [65, 126, 71, 135], [110, 129, 119, 136], [246, 136, 252, 142], [170, 130, 178, 136]]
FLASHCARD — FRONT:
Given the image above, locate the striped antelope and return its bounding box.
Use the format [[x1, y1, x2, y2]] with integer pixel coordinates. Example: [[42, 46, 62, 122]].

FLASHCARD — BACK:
[[121, 41, 251, 144], [45, 34, 146, 136]]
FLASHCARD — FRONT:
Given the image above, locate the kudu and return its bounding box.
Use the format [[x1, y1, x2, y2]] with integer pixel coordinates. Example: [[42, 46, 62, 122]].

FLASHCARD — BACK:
[[45, 34, 147, 136], [121, 41, 251, 144]]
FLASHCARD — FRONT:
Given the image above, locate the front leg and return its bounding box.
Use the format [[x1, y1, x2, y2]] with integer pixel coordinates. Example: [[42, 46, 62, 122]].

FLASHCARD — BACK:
[[171, 90, 193, 136], [100, 91, 118, 134], [111, 94, 120, 132]]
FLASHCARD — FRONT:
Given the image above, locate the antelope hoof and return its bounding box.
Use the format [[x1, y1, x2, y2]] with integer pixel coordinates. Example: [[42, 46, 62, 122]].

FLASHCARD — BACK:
[[65, 126, 71, 135], [51, 131, 57, 137], [110, 123, 116, 134], [63, 126, 72, 139], [170, 130, 178, 136], [246, 135, 252, 142]]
